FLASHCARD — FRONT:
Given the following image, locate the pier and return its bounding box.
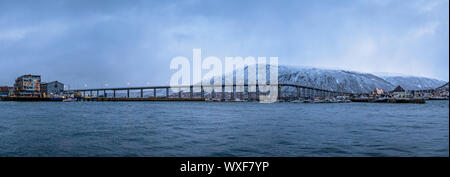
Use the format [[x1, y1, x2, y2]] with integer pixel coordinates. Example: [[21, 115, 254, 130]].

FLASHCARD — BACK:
[[350, 98, 426, 104]]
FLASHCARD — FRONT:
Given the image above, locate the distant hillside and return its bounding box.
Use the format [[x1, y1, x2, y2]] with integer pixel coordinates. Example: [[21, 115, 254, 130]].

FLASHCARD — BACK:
[[375, 75, 446, 90]]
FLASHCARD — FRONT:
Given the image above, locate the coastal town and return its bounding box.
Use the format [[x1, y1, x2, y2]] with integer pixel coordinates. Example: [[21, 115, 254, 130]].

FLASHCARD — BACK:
[[0, 74, 448, 103]]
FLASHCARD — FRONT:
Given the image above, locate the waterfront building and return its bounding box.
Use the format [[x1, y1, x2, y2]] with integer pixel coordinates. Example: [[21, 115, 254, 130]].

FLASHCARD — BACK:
[[14, 75, 41, 96], [393, 85, 405, 92], [8, 87, 13, 96], [41, 81, 65, 97], [371, 88, 384, 95], [0, 86, 9, 97], [391, 85, 408, 98]]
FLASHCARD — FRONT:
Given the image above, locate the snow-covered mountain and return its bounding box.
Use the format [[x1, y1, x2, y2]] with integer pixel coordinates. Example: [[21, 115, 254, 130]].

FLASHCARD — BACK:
[[206, 65, 445, 94], [277, 66, 396, 93], [375, 75, 446, 90]]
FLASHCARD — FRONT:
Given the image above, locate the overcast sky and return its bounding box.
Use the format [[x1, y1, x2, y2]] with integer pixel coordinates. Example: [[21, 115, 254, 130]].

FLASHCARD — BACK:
[[0, 0, 448, 88]]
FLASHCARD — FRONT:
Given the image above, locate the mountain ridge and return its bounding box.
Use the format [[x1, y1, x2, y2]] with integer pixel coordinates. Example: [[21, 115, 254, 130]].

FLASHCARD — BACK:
[[212, 65, 447, 93]]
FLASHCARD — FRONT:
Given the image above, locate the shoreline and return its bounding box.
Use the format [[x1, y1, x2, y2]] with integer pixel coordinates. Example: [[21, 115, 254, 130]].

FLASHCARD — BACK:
[[2, 96, 447, 104]]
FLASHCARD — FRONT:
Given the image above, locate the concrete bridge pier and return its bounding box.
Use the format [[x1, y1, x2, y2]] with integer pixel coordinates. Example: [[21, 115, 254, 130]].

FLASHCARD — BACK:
[[244, 86, 248, 100], [231, 85, 235, 100], [166, 88, 169, 98], [256, 85, 260, 101], [141, 89, 144, 98], [222, 85, 226, 100], [278, 86, 281, 100], [153, 88, 156, 98], [298, 87, 301, 98], [201, 86, 204, 99], [301, 88, 304, 98]]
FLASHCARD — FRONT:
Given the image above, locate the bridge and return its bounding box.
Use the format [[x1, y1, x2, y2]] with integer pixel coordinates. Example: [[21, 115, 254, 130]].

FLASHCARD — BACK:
[[407, 82, 449, 97], [413, 82, 449, 92], [409, 82, 449, 94], [65, 81, 449, 101], [65, 83, 354, 101]]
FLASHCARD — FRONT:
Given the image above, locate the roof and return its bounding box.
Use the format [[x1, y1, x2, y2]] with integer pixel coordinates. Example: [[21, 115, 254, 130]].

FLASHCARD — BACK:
[[373, 88, 383, 91], [18, 74, 41, 78], [47, 81, 64, 85], [393, 85, 405, 92]]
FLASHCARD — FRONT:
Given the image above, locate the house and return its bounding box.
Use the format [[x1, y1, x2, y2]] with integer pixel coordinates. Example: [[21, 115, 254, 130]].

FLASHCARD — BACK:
[[393, 85, 405, 92], [392, 85, 408, 98]]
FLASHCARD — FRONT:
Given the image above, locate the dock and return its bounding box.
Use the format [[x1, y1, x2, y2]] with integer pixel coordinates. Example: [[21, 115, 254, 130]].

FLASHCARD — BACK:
[[0, 96, 63, 102], [350, 98, 426, 104], [80, 97, 205, 102]]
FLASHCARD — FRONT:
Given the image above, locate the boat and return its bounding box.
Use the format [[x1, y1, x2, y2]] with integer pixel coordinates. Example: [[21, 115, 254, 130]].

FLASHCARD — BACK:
[[48, 97, 64, 101], [205, 98, 222, 102], [302, 99, 313, 103], [232, 98, 245, 102], [63, 98, 75, 102], [290, 100, 303, 103], [428, 96, 449, 100]]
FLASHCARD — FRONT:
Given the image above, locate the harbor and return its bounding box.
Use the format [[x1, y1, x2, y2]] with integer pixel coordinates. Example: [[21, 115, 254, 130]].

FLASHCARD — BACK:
[[1, 99, 448, 157], [1, 74, 448, 104]]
